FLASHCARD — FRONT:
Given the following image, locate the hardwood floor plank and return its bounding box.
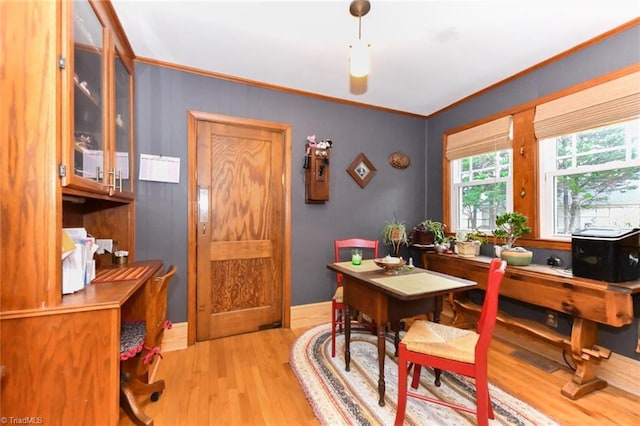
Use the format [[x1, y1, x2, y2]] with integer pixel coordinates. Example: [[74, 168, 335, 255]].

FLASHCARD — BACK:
[[120, 318, 639, 426]]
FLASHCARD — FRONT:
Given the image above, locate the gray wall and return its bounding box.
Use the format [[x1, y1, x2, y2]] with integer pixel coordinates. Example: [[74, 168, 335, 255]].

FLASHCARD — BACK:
[[134, 65, 426, 323], [134, 24, 639, 358], [425, 25, 640, 359]]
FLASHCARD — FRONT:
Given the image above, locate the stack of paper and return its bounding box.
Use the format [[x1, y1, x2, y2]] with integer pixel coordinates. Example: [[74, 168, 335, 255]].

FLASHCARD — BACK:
[[62, 228, 99, 294]]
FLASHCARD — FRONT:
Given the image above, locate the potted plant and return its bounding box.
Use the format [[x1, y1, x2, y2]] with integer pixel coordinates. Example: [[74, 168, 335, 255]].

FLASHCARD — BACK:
[[381, 217, 408, 256], [455, 229, 488, 257], [493, 212, 533, 266], [410, 219, 446, 246]]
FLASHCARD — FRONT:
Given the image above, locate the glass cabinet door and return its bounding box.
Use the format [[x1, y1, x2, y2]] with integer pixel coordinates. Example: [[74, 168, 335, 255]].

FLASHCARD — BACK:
[[114, 52, 132, 193], [72, 0, 105, 182]]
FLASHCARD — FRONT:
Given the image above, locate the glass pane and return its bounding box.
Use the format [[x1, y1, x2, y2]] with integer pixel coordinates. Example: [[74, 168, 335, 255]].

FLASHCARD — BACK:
[[457, 182, 508, 231], [73, 0, 104, 180], [553, 167, 640, 235], [115, 54, 131, 192]]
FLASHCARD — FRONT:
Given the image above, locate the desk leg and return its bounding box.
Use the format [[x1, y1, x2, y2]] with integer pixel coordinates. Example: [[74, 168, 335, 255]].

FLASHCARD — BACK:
[[561, 318, 607, 400], [345, 305, 351, 372], [377, 322, 386, 406]]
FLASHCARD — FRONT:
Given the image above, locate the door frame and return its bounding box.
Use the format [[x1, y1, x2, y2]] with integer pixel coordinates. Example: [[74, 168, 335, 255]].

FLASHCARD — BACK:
[[186, 110, 292, 345]]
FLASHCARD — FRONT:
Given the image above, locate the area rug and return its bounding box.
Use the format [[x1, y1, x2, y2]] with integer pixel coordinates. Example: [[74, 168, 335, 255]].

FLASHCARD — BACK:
[[290, 323, 559, 426]]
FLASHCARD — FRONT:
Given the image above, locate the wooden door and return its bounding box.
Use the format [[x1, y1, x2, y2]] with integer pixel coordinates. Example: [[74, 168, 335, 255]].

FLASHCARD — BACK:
[[195, 116, 287, 340]]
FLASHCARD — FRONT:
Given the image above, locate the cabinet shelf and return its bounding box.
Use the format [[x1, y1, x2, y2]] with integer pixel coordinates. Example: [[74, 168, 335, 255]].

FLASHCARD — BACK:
[[74, 80, 100, 108]]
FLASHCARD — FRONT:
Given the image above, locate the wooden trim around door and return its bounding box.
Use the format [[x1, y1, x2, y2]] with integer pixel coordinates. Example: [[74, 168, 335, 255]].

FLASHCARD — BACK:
[[186, 110, 292, 345]]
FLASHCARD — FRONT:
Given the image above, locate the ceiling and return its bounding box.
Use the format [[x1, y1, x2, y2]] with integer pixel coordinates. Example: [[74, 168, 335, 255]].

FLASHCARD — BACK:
[[111, 0, 639, 117]]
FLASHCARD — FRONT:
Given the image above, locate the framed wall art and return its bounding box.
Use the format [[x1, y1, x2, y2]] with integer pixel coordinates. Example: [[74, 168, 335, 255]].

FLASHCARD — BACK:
[[347, 152, 377, 188]]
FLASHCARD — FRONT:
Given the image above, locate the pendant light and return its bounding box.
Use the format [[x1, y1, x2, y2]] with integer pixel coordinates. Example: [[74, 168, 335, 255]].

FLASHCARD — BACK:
[[349, 0, 371, 78]]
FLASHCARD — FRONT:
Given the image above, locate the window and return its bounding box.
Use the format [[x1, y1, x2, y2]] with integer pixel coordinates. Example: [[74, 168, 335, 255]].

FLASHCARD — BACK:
[[446, 116, 513, 234], [539, 119, 640, 238], [451, 150, 512, 233]]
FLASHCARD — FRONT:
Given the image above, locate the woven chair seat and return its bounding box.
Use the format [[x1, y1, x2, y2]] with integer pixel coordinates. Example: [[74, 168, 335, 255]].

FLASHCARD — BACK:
[[333, 286, 343, 303], [402, 319, 478, 364], [120, 321, 146, 361]]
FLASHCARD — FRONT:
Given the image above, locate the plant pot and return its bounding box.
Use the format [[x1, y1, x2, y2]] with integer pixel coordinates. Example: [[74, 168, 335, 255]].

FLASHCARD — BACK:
[[473, 240, 481, 255], [457, 241, 477, 257], [500, 249, 533, 266], [390, 228, 404, 242], [412, 228, 435, 245]]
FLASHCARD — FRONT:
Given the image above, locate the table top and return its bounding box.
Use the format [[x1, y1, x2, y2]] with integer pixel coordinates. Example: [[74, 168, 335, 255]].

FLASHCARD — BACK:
[[425, 253, 640, 294], [327, 259, 476, 300]]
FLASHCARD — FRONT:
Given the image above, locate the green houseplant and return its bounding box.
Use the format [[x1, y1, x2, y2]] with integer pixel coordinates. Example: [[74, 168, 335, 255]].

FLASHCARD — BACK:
[[411, 219, 446, 245], [381, 217, 408, 256], [493, 212, 533, 265]]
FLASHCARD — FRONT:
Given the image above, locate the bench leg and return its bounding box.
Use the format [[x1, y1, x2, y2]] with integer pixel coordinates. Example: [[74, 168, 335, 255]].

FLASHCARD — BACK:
[[561, 318, 607, 400]]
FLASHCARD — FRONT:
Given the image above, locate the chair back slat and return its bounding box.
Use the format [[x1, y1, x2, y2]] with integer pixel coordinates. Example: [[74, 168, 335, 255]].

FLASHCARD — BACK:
[[146, 264, 177, 348]]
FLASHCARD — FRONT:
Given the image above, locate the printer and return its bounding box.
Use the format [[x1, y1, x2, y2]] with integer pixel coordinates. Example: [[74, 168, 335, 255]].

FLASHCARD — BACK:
[[571, 227, 640, 282]]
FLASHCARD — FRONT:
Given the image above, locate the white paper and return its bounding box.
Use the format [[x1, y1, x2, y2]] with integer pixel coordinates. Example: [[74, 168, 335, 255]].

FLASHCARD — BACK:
[[62, 243, 86, 294], [96, 238, 113, 254], [81, 149, 103, 179], [139, 153, 180, 183], [64, 227, 88, 241], [115, 152, 130, 179]]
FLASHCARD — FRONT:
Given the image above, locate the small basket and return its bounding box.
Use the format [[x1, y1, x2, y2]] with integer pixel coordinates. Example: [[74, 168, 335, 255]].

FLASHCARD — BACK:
[[457, 241, 477, 257]]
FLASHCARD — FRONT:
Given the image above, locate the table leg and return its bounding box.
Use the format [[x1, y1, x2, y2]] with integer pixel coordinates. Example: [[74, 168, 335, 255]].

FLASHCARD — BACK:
[[433, 295, 443, 323], [345, 304, 351, 372], [377, 322, 386, 406]]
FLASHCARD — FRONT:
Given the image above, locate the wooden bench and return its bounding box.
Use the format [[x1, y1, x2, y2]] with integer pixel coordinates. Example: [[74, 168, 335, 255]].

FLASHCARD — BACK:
[[452, 298, 612, 360], [424, 253, 638, 400]]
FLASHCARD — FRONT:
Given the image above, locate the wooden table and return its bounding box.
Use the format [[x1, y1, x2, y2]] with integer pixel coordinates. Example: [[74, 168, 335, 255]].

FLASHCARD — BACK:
[[326, 260, 476, 406]]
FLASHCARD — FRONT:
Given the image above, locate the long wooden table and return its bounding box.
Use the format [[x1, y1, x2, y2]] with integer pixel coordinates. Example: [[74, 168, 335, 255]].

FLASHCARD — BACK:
[[424, 253, 640, 400], [326, 260, 476, 406]]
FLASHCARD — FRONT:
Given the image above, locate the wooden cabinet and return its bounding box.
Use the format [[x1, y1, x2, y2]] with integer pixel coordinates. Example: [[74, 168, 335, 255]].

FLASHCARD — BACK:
[[1, 1, 140, 424], [1, 262, 163, 425], [62, 0, 135, 200]]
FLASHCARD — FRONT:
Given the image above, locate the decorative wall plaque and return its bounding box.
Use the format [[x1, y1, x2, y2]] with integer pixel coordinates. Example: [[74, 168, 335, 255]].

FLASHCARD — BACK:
[[347, 153, 376, 188]]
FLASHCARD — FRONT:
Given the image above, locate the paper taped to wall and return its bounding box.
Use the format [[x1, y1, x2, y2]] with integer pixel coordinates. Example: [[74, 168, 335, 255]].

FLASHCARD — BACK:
[[139, 153, 180, 183]]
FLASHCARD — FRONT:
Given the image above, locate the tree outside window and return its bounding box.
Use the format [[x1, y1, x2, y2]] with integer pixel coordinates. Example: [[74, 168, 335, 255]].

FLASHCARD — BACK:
[[452, 150, 512, 233], [541, 120, 640, 236]]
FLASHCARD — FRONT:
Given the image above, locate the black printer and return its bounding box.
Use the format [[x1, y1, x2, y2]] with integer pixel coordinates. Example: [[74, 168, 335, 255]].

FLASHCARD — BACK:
[[571, 227, 640, 282]]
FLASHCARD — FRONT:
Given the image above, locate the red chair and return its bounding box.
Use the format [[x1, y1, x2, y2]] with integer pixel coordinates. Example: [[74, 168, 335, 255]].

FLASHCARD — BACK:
[[394, 258, 507, 426], [332, 238, 379, 357]]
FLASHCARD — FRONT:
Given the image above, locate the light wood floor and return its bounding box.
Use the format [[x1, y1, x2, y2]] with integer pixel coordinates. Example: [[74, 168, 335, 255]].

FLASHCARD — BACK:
[[119, 322, 640, 425]]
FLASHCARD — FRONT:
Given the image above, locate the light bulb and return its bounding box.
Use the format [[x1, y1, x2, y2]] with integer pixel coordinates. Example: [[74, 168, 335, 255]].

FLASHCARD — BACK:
[[349, 39, 370, 77]]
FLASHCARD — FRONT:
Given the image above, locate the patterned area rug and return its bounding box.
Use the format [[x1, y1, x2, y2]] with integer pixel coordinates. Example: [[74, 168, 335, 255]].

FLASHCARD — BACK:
[[290, 323, 559, 426]]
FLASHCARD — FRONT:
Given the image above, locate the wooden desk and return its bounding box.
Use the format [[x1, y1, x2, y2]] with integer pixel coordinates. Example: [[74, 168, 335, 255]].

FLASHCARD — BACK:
[[326, 260, 476, 406], [0, 260, 163, 425], [423, 253, 640, 400]]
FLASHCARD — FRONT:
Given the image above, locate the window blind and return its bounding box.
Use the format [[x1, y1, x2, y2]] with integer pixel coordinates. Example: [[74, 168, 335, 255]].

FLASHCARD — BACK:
[[445, 115, 513, 160], [534, 71, 640, 139]]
